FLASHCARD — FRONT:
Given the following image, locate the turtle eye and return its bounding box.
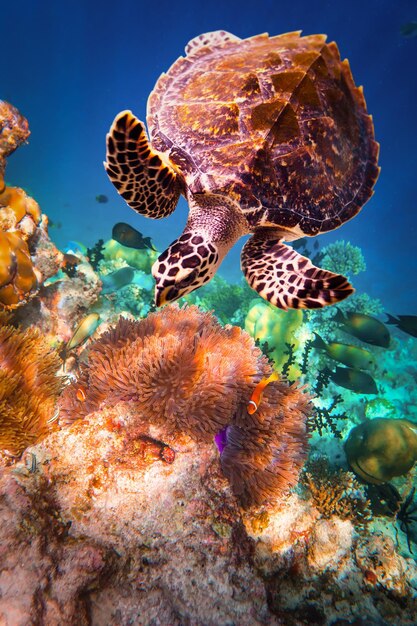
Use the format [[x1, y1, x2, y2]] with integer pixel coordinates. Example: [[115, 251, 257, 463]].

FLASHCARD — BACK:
[[181, 269, 198, 286]]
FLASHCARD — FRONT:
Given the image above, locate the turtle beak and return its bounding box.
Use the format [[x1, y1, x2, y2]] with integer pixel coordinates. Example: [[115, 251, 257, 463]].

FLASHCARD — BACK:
[[155, 285, 177, 307]]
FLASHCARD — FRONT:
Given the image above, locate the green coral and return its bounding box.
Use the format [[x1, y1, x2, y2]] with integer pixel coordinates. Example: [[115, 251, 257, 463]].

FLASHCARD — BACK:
[[102, 239, 158, 273], [244, 300, 305, 378], [321, 240, 366, 279], [365, 397, 395, 420], [184, 275, 256, 326], [345, 418, 417, 484]]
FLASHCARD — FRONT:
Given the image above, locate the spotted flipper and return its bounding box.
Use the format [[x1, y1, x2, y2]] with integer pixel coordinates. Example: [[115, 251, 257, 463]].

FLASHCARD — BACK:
[[105, 111, 181, 219], [241, 233, 354, 309]]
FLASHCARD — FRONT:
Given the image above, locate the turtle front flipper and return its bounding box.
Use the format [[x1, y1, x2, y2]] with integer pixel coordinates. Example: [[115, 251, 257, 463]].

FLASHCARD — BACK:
[[241, 232, 354, 310], [105, 111, 181, 219]]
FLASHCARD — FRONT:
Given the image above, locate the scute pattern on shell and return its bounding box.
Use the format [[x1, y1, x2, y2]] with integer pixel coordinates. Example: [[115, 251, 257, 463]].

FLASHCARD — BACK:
[[148, 31, 379, 235]]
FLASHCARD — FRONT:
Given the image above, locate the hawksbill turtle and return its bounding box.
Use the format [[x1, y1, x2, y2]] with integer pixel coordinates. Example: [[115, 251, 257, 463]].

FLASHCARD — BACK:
[[105, 30, 379, 309]]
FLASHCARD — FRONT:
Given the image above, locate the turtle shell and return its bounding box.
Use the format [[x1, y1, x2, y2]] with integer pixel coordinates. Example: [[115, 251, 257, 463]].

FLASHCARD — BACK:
[[147, 32, 379, 236]]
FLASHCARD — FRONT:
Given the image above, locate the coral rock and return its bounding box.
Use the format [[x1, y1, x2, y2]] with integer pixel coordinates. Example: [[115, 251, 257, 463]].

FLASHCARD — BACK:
[[307, 517, 353, 570], [0, 101, 29, 184], [0, 231, 38, 307]]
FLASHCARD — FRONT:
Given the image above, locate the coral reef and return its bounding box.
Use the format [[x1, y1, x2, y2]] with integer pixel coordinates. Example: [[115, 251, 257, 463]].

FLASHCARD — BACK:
[[102, 237, 157, 272], [0, 100, 29, 185], [1, 316, 416, 625], [12, 249, 102, 351], [245, 300, 305, 379], [59, 304, 311, 506], [303, 459, 372, 526], [321, 239, 366, 279], [59, 305, 265, 434], [1, 402, 416, 625], [0, 231, 38, 306], [0, 101, 62, 309], [0, 320, 63, 456], [345, 418, 417, 484], [185, 275, 256, 327], [0, 413, 275, 625]]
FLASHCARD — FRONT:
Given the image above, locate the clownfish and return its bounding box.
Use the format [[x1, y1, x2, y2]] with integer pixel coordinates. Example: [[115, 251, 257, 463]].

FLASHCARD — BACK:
[[247, 371, 279, 414], [76, 387, 86, 402]]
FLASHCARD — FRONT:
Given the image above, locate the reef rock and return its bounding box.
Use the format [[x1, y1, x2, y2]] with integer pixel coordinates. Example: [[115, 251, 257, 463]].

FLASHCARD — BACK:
[[1, 401, 417, 625], [0, 407, 273, 625], [0, 101, 62, 309]]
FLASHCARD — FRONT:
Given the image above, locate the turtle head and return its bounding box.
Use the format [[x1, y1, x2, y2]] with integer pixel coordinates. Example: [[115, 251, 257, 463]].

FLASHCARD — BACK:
[[152, 193, 248, 306], [152, 232, 221, 306]]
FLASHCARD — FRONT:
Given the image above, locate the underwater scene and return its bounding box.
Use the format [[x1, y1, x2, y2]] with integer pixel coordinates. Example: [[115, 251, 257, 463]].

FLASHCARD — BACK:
[[1, 0, 417, 624]]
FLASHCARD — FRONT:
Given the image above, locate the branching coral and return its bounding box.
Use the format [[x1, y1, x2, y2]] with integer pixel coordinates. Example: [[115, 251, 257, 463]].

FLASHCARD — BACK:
[[321, 240, 366, 279], [303, 459, 372, 526], [59, 304, 311, 507], [0, 321, 63, 455], [185, 275, 256, 326]]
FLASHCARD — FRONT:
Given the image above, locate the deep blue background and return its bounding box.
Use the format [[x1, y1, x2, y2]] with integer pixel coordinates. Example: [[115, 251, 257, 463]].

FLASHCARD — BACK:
[[2, 0, 417, 312]]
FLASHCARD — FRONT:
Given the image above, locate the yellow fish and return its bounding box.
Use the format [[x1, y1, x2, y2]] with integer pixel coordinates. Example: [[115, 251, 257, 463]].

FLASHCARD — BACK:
[[247, 371, 279, 414], [312, 332, 375, 370], [61, 313, 101, 366]]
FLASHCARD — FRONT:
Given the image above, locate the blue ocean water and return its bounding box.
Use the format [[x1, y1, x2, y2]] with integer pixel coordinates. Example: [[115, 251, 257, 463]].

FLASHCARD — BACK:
[[2, 0, 416, 313]]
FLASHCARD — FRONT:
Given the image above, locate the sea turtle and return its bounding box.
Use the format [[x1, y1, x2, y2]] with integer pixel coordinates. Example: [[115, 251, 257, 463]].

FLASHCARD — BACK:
[[105, 30, 379, 309]]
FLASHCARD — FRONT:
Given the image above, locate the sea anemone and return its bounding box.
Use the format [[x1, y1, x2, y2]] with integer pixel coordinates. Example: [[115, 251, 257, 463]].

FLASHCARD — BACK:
[[59, 304, 311, 506], [0, 321, 63, 455], [59, 305, 265, 438], [220, 380, 311, 507]]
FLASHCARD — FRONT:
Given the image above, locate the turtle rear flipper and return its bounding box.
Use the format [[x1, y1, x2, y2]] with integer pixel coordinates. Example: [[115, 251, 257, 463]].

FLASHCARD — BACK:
[[105, 111, 181, 219], [241, 233, 353, 310]]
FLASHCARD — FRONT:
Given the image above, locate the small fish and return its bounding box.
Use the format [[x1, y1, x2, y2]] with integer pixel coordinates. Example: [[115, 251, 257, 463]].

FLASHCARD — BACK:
[[65, 312, 101, 354], [292, 237, 308, 251], [333, 309, 390, 348], [61, 253, 80, 270], [48, 219, 62, 229], [76, 388, 86, 402], [247, 371, 279, 414], [101, 267, 135, 294], [325, 365, 378, 394], [112, 222, 156, 250], [138, 435, 175, 464], [131, 270, 154, 291], [47, 406, 60, 424], [160, 444, 175, 464], [96, 194, 108, 203], [386, 314, 417, 339], [400, 21, 417, 37], [64, 241, 88, 255], [311, 333, 375, 370], [25, 452, 38, 473]]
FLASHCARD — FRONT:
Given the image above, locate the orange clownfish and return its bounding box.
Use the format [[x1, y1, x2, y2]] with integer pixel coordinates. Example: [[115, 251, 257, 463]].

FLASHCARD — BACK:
[[247, 371, 279, 415], [76, 387, 86, 402]]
